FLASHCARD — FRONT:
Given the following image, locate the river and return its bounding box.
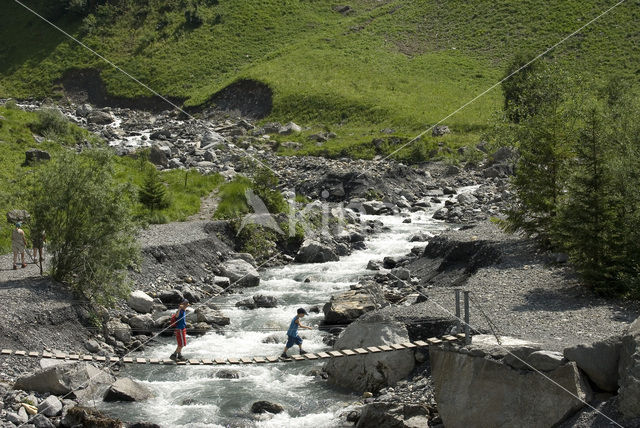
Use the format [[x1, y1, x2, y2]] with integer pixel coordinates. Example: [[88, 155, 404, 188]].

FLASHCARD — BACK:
[[97, 198, 457, 427]]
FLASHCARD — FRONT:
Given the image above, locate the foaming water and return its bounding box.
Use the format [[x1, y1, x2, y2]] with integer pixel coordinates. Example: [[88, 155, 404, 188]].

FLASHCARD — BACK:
[[98, 198, 465, 427]]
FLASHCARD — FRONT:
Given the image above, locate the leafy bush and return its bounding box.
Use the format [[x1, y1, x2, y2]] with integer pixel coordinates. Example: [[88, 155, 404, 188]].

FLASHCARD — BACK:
[[30, 149, 140, 306], [31, 108, 69, 138]]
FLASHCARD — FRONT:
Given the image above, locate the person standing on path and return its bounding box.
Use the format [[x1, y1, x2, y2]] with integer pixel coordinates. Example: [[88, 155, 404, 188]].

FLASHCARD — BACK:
[[281, 308, 312, 358], [170, 299, 189, 361], [32, 228, 46, 265], [11, 222, 28, 270]]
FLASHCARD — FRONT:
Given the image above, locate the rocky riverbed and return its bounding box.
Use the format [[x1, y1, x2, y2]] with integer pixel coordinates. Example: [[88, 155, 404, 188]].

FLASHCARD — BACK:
[[2, 100, 640, 427]]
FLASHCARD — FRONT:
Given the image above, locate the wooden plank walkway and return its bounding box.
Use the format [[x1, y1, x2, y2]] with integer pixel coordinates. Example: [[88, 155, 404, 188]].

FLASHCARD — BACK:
[[0, 333, 466, 366]]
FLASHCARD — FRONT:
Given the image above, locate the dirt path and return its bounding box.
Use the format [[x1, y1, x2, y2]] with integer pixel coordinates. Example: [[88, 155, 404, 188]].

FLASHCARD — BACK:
[[187, 190, 219, 221]]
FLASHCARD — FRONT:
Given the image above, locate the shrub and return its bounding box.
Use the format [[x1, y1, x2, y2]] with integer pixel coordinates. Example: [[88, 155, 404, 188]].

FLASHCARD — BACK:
[[30, 149, 140, 306], [32, 108, 69, 137]]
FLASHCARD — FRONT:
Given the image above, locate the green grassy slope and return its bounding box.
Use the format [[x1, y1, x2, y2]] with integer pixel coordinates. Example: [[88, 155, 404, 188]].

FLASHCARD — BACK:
[[1, 0, 638, 158]]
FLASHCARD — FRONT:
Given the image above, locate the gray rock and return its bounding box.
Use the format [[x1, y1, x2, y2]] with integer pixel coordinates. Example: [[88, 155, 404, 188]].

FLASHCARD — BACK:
[[457, 193, 478, 205], [323, 285, 383, 325], [75, 104, 93, 117], [431, 348, 591, 428], [563, 337, 621, 392], [278, 122, 302, 135], [356, 402, 430, 428], [106, 319, 132, 344], [158, 289, 184, 304], [295, 240, 339, 263], [127, 290, 154, 314], [202, 130, 225, 146], [235, 298, 256, 310], [526, 350, 565, 371], [366, 260, 382, 271], [491, 146, 518, 163], [6, 209, 31, 224], [149, 145, 168, 167], [103, 378, 154, 402], [84, 339, 100, 354], [14, 362, 115, 399], [213, 369, 240, 379], [37, 395, 62, 417], [432, 125, 451, 137], [86, 110, 113, 125], [6, 407, 29, 425], [502, 345, 542, 370], [432, 208, 448, 220], [213, 276, 231, 288], [325, 313, 415, 393], [251, 400, 284, 414], [253, 294, 278, 308], [194, 307, 230, 326], [390, 267, 410, 280], [203, 150, 217, 162], [128, 314, 155, 335], [62, 406, 121, 427], [618, 317, 640, 418], [30, 413, 55, 428], [220, 259, 260, 287]]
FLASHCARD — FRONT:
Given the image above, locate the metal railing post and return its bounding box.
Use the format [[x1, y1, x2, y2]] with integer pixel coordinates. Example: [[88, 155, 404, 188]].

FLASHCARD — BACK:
[[463, 290, 471, 345], [455, 289, 461, 332]]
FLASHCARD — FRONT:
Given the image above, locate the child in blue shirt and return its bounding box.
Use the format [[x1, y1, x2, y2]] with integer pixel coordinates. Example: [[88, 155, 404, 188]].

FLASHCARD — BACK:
[[170, 299, 189, 361], [281, 308, 312, 358]]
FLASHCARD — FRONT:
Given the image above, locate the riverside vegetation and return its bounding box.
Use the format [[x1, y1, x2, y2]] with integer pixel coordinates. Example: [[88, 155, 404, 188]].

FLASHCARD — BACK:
[[497, 56, 640, 299]]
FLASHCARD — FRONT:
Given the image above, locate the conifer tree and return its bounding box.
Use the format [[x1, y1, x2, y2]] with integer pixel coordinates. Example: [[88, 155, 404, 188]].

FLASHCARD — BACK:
[[139, 166, 169, 211]]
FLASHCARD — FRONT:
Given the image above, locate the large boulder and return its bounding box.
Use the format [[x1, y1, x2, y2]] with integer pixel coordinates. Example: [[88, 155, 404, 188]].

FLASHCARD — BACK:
[[323, 284, 384, 325], [103, 378, 154, 402], [127, 314, 155, 335], [194, 307, 230, 326], [618, 317, 640, 418], [127, 290, 154, 314], [324, 313, 415, 392], [295, 240, 339, 263], [356, 403, 431, 428], [86, 110, 113, 125], [14, 362, 115, 401], [220, 259, 260, 288], [563, 336, 621, 392], [430, 347, 592, 428], [253, 294, 278, 308], [106, 319, 132, 344], [158, 289, 184, 305]]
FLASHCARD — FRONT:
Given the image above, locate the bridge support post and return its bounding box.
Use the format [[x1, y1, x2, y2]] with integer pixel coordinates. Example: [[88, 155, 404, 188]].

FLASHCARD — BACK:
[[463, 290, 470, 345], [455, 289, 461, 332]]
